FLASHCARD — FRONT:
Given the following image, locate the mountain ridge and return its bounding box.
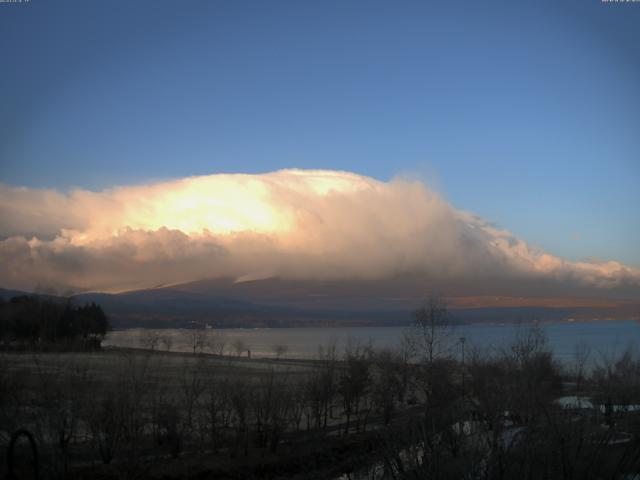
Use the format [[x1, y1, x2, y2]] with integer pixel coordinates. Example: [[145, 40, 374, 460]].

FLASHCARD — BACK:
[[2, 277, 639, 328]]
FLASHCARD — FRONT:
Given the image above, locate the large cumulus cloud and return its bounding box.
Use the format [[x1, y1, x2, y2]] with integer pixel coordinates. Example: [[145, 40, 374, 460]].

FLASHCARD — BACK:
[[1, 169, 638, 296]]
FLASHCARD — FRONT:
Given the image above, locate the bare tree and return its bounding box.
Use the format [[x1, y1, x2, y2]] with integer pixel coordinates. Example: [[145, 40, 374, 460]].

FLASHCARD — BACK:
[[572, 340, 591, 396], [203, 374, 234, 453], [272, 344, 288, 360], [117, 351, 155, 474], [371, 349, 404, 425], [207, 330, 227, 356], [87, 381, 126, 464], [179, 358, 207, 449], [229, 379, 250, 457], [231, 338, 248, 357], [183, 329, 208, 354], [317, 340, 339, 429], [408, 296, 454, 364], [592, 345, 640, 416], [339, 342, 372, 434], [160, 334, 173, 352], [33, 355, 90, 477], [0, 353, 28, 446], [250, 368, 292, 451], [502, 324, 562, 424], [140, 330, 161, 351]]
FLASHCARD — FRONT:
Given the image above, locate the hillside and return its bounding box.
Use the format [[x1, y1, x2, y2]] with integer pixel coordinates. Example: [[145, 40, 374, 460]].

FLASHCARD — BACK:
[[4, 278, 639, 328]]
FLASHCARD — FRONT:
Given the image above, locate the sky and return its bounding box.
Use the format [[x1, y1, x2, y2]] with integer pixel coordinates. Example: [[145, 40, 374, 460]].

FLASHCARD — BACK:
[[0, 0, 639, 296]]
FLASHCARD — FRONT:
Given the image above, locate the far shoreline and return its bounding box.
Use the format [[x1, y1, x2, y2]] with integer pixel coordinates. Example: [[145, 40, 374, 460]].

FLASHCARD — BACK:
[[107, 316, 640, 332]]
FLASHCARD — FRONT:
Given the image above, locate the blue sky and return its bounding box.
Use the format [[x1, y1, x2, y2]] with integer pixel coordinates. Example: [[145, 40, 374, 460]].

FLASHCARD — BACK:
[[1, 0, 639, 267]]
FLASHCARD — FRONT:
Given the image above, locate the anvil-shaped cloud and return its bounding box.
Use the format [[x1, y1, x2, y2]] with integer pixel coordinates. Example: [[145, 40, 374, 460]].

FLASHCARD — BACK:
[[1, 169, 639, 297]]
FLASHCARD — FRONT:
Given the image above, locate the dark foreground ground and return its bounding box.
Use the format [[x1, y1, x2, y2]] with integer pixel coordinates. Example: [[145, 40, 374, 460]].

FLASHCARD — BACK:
[[3, 331, 640, 479]]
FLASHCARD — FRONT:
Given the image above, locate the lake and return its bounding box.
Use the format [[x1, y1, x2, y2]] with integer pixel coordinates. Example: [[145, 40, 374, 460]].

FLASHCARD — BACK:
[[104, 319, 640, 365]]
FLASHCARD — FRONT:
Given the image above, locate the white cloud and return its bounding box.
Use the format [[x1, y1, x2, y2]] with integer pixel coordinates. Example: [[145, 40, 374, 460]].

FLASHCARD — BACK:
[[1, 169, 638, 296]]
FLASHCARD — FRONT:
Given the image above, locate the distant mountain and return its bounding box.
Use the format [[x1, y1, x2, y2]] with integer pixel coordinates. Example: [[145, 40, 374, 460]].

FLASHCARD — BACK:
[[74, 281, 411, 329], [0, 288, 31, 300], [3, 279, 639, 328]]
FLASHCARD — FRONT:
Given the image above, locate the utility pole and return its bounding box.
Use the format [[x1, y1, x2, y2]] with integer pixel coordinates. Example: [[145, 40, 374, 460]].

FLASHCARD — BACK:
[[460, 337, 466, 397]]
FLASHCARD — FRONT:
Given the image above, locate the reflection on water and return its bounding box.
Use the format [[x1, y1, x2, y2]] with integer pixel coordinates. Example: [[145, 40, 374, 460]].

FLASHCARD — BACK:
[[104, 320, 639, 364]]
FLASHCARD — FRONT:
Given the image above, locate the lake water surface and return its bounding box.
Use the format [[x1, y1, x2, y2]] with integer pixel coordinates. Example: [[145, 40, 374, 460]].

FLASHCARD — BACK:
[[104, 320, 640, 365]]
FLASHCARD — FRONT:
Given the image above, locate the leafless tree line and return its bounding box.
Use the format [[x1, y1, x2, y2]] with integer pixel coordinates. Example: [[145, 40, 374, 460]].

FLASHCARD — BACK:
[[139, 329, 269, 359], [0, 342, 410, 478], [369, 309, 640, 480], [2, 301, 640, 479]]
